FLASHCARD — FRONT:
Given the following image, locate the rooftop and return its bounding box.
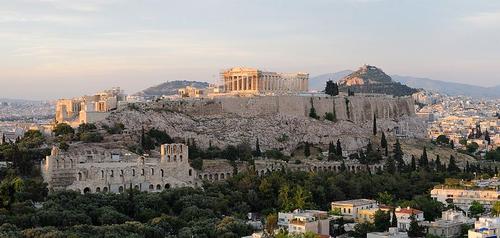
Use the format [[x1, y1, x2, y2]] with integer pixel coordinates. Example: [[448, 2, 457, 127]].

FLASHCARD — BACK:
[[332, 199, 377, 206]]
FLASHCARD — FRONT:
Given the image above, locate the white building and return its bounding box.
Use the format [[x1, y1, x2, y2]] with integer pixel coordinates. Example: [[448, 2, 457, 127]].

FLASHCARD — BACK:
[[394, 207, 424, 231], [367, 227, 408, 238], [431, 185, 500, 211], [422, 210, 473, 238], [278, 209, 331, 236], [468, 217, 500, 238]]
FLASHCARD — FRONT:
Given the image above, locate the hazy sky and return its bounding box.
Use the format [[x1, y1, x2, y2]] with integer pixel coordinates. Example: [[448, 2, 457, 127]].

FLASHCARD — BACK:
[[1, 0, 500, 100]]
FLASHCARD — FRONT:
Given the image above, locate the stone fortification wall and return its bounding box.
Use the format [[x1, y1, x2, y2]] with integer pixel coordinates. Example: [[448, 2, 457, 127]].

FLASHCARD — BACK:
[[152, 95, 414, 122]]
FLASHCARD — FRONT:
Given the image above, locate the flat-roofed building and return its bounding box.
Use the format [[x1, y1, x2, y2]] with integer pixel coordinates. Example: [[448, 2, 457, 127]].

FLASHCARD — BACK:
[[394, 207, 424, 231], [331, 199, 378, 219], [278, 209, 331, 237], [422, 210, 473, 238], [468, 217, 500, 238], [430, 185, 500, 210]]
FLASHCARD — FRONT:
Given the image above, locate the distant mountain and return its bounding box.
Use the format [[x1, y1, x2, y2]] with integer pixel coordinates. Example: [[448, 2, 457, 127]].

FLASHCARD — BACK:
[[308, 70, 353, 91], [391, 75, 500, 98], [136, 80, 210, 97], [310, 70, 500, 98], [336, 65, 418, 97]]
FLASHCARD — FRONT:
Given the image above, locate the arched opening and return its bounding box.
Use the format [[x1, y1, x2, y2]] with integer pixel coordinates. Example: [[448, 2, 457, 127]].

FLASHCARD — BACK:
[[119, 186, 124, 193], [180, 155, 183, 162], [198, 175, 202, 179], [56, 160, 59, 169], [203, 174, 208, 179], [96, 187, 101, 192], [101, 170, 104, 178], [226, 173, 231, 178], [134, 185, 139, 190], [174, 155, 177, 162], [149, 184, 154, 190], [141, 169, 145, 176], [189, 169, 192, 176], [161, 169, 164, 177], [151, 168, 154, 176], [165, 184, 171, 189], [103, 187, 108, 192], [132, 169, 136, 176], [209, 174, 213, 180], [78, 172, 82, 181], [70, 159, 73, 168], [83, 187, 91, 194], [110, 170, 114, 177], [61, 159, 65, 168], [214, 174, 219, 181], [220, 173, 225, 180], [156, 184, 161, 190]]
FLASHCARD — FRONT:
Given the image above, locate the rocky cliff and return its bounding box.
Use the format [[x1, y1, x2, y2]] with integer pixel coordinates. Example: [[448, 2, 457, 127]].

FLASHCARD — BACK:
[[104, 95, 424, 155]]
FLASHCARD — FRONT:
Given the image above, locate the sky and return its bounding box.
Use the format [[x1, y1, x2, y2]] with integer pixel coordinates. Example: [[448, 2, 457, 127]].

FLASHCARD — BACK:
[[1, 0, 500, 100]]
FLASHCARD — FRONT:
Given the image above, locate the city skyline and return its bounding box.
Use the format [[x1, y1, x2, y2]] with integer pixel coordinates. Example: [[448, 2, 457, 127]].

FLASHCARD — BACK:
[[1, 0, 500, 100]]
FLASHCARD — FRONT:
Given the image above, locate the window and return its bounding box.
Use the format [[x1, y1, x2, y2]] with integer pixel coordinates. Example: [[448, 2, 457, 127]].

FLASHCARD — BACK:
[[161, 169, 164, 177], [189, 169, 192, 176], [141, 169, 145, 176], [110, 170, 114, 177], [101, 170, 104, 179], [132, 169, 136, 176], [78, 172, 82, 181], [151, 168, 154, 175]]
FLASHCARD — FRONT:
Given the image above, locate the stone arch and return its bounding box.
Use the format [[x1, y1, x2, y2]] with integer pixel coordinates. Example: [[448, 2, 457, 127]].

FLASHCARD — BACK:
[[165, 184, 171, 189], [78, 172, 82, 181], [96, 187, 101, 192], [119, 186, 124, 193], [83, 187, 91, 193], [180, 155, 183, 162], [174, 155, 177, 161], [220, 173, 225, 180], [226, 173, 231, 178], [134, 185, 139, 190], [209, 174, 213, 180], [149, 184, 154, 190], [156, 184, 161, 190], [103, 187, 108, 192], [214, 173, 219, 181], [167, 155, 171, 161], [198, 175, 202, 179]]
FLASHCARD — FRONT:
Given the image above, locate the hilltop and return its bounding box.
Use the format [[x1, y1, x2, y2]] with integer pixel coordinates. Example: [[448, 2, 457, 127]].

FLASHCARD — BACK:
[[135, 80, 210, 97], [337, 65, 418, 96]]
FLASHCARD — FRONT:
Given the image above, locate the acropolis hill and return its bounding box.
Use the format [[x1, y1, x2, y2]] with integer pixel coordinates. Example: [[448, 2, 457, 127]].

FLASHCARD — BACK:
[[104, 94, 424, 155]]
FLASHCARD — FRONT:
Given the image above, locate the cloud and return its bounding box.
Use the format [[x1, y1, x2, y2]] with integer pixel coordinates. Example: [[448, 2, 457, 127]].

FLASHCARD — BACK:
[[462, 11, 500, 28]]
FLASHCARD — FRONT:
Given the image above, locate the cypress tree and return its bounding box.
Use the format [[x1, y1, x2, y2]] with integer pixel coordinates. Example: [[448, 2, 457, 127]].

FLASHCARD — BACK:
[[447, 155, 460, 173], [435, 155, 442, 172], [419, 147, 429, 170], [381, 132, 387, 148], [373, 114, 377, 136], [304, 142, 311, 157], [393, 139, 405, 171], [391, 209, 398, 227], [328, 141, 335, 160], [255, 138, 262, 157], [410, 155, 416, 171], [336, 139, 342, 156], [485, 130, 491, 145], [1, 134, 5, 144], [385, 156, 396, 174]]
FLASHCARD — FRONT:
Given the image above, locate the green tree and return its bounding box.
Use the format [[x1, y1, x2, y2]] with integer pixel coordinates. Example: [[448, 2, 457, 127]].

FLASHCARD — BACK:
[[336, 139, 342, 156], [324, 112, 335, 121], [376, 191, 394, 206], [373, 114, 377, 136], [304, 142, 311, 157], [309, 98, 319, 119], [419, 147, 429, 170], [447, 155, 460, 174], [325, 80, 339, 96], [328, 141, 335, 160], [407, 215, 424, 237], [253, 138, 262, 157], [265, 213, 278, 236], [53, 123, 74, 137], [385, 156, 396, 174], [466, 142, 479, 154], [469, 201, 485, 217], [492, 201, 500, 217], [436, 135, 450, 145], [374, 210, 391, 232], [393, 139, 405, 171], [410, 155, 416, 171]]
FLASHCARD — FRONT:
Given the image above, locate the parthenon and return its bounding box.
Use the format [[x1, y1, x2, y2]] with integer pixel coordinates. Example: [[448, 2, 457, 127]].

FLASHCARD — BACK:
[[221, 67, 308, 94]]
